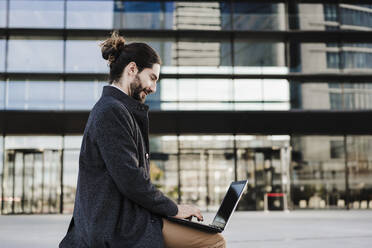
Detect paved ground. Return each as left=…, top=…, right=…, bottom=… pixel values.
left=0, top=211, right=371, bottom=248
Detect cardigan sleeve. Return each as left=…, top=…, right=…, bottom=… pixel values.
left=93, top=103, right=178, bottom=217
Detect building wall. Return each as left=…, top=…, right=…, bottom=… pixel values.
left=0, top=1, right=371, bottom=213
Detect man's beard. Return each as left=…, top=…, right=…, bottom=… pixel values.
left=129, top=74, right=147, bottom=103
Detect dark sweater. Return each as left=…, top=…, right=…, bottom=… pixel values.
left=59, top=85, right=178, bottom=248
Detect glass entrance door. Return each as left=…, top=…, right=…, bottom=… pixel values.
left=179, top=148, right=235, bottom=211
left=237, top=147, right=291, bottom=211
left=1, top=149, right=61, bottom=214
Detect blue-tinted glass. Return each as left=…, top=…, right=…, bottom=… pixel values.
left=67, top=0, right=114, bottom=29
left=114, top=1, right=174, bottom=29
left=234, top=41, right=285, bottom=66
left=143, top=40, right=174, bottom=66
left=324, top=4, right=338, bottom=22
left=9, top=0, right=64, bottom=28
left=8, top=39, right=63, bottom=72
left=233, top=2, right=284, bottom=30
left=341, top=6, right=372, bottom=28
left=7, top=80, right=62, bottom=110
left=28, top=81, right=63, bottom=109
left=0, top=0, right=6, bottom=27
left=126, top=37, right=176, bottom=66
left=220, top=2, right=232, bottom=30
left=7, top=81, right=26, bottom=109
left=0, top=39, right=5, bottom=71
left=0, top=80, right=4, bottom=109
left=65, top=81, right=99, bottom=110
left=66, top=40, right=108, bottom=73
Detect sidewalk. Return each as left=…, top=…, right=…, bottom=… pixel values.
left=0, top=210, right=371, bottom=248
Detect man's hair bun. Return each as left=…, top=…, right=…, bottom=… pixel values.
left=99, top=30, right=126, bottom=65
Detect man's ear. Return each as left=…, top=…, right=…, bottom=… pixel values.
left=127, top=62, right=138, bottom=75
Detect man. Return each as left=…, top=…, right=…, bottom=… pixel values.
left=59, top=31, right=226, bottom=248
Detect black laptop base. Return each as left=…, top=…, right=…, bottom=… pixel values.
left=165, top=216, right=223, bottom=233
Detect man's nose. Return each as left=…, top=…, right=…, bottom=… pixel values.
left=149, top=82, right=156, bottom=93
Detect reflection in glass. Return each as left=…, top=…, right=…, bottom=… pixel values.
left=177, top=40, right=231, bottom=67
left=341, top=6, right=372, bottom=28
left=234, top=41, right=285, bottom=67
left=0, top=0, right=6, bottom=27
left=0, top=135, right=2, bottom=212
left=2, top=149, right=62, bottom=214
left=66, top=0, right=114, bottom=29
left=114, top=1, right=174, bottom=30
left=9, top=0, right=64, bottom=28
left=180, top=149, right=234, bottom=211
left=123, top=38, right=231, bottom=68
left=158, top=78, right=289, bottom=111
left=64, top=81, right=103, bottom=110
left=293, top=83, right=372, bottom=110
left=2, top=136, right=62, bottom=214
left=63, top=150, right=79, bottom=213
left=2, top=150, right=15, bottom=214
left=0, top=80, right=4, bottom=109
left=291, top=136, right=346, bottom=209
left=233, top=2, right=285, bottom=30
left=66, top=40, right=108, bottom=73
left=0, top=39, right=5, bottom=71
left=236, top=135, right=290, bottom=211
left=7, top=80, right=63, bottom=110
left=299, top=41, right=372, bottom=72
left=346, top=136, right=372, bottom=209
left=8, top=38, right=63, bottom=72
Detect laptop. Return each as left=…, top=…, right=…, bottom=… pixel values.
left=165, top=180, right=248, bottom=233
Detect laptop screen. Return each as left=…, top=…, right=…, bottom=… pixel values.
left=211, top=180, right=247, bottom=229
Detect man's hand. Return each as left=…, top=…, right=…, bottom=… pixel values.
left=172, top=204, right=203, bottom=221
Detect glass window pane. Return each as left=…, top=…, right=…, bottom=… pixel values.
left=233, top=2, right=285, bottom=30
left=160, top=79, right=177, bottom=101
left=123, top=37, right=231, bottom=69
left=9, top=0, right=64, bottom=28
left=124, top=38, right=176, bottom=67
left=7, top=80, right=25, bottom=109
left=263, top=102, right=290, bottom=110
left=5, top=136, right=62, bottom=150
left=66, top=39, right=109, bottom=73
left=291, top=135, right=346, bottom=209
left=0, top=80, right=4, bottom=109
left=197, top=79, right=231, bottom=101
left=65, top=81, right=101, bottom=110
left=299, top=4, right=372, bottom=30
left=178, top=79, right=197, bottom=101
left=8, top=38, right=63, bottom=72
left=234, top=79, right=263, bottom=101
left=114, top=2, right=232, bottom=30
left=114, top=1, right=174, bottom=30
left=293, top=83, right=372, bottom=110
left=234, top=41, right=285, bottom=67
left=263, top=79, right=289, bottom=101
left=0, top=38, right=5, bottom=72
left=28, top=81, right=63, bottom=110
left=63, top=135, right=83, bottom=213
left=7, top=80, right=63, bottom=110
left=0, top=135, right=2, bottom=208
left=66, top=0, right=114, bottom=29
left=177, top=40, right=232, bottom=67
left=0, top=0, right=6, bottom=27
left=297, top=43, right=372, bottom=73
left=346, top=136, right=372, bottom=209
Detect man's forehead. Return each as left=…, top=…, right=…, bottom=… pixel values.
left=151, top=63, right=160, bottom=76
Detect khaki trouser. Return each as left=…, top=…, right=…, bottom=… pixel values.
left=162, top=218, right=226, bottom=248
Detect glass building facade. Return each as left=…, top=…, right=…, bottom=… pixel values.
left=0, top=0, right=372, bottom=214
